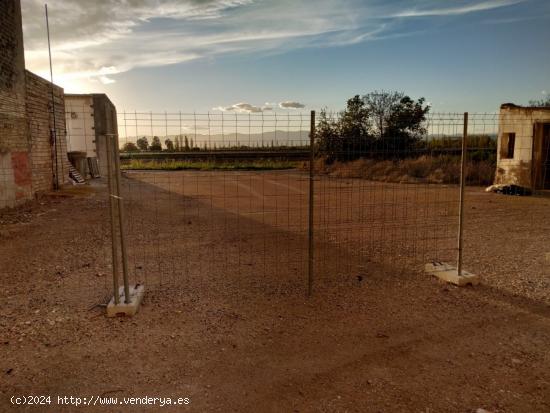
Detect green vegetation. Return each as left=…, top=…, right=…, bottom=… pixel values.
left=313, top=91, right=497, bottom=185
left=164, top=138, right=174, bottom=151
left=150, top=136, right=162, bottom=151
left=122, top=142, right=139, bottom=152
left=425, top=134, right=497, bottom=164
left=121, top=159, right=298, bottom=171
left=528, top=96, right=550, bottom=107
left=136, top=136, right=149, bottom=151
left=317, top=91, right=430, bottom=162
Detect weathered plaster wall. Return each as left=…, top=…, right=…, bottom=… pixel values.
left=495, top=105, right=550, bottom=188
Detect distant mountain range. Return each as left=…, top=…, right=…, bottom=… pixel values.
left=118, top=130, right=497, bottom=148
left=119, top=130, right=311, bottom=147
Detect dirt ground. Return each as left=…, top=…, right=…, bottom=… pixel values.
left=1, top=171, right=550, bottom=412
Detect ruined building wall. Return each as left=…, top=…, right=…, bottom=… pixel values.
left=0, top=0, right=31, bottom=207
left=25, top=71, right=70, bottom=192
left=496, top=105, right=550, bottom=188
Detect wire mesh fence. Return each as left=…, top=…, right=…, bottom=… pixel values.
left=57, top=108, right=550, bottom=304
left=311, top=112, right=466, bottom=284
left=3, top=103, right=550, bottom=322
left=114, top=112, right=312, bottom=295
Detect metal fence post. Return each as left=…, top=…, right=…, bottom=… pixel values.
left=457, top=112, right=468, bottom=277
left=112, top=135, right=131, bottom=304
left=308, top=110, right=316, bottom=296
left=105, top=135, right=120, bottom=304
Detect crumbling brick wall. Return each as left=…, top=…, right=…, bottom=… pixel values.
left=25, top=71, right=70, bottom=192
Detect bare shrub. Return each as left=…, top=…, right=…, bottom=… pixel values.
left=308, top=155, right=495, bottom=186
left=466, top=160, right=495, bottom=186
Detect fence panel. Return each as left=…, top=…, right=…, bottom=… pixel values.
left=311, top=112, right=466, bottom=287
left=96, top=109, right=550, bottom=302
left=116, top=112, right=312, bottom=294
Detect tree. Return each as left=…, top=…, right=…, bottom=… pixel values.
left=136, top=136, right=149, bottom=151
left=528, top=96, right=550, bottom=107
left=363, top=90, right=403, bottom=138
left=150, top=136, right=162, bottom=151
left=165, top=138, right=174, bottom=151
left=190, top=138, right=194, bottom=149
left=315, top=96, right=371, bottom=162
left=121, top=142, right=138, bottom=152
left=316, top=91, right=430, bottom=161
left=316, top=108, right=342, bottom=163
left=373, top=94, right=430, bottom=155
left=338, top=95, right=372, bottom=159
left=184, top=136, right=190, bottom=151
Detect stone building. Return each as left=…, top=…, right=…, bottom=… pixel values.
left=495, top=104, right=550, bottom=191
left=0, top=0, right=70, bottom=208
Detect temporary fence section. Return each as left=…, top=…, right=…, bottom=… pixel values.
left=72, top=106, right=550, bottom=308
left=115, top=112, right=311, bottom=295
left=98, top=109, right=523, bottom=301
left=311, top=112, right=467, bottom=285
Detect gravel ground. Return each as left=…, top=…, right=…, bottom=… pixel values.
left=1, top=172, right=549, bottom=412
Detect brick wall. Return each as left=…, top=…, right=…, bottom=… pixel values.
left=0, top=0, right=31, bottom=207
left=25, top=70, right=70, bottom=192
left=0, top=0, right=71, bottom=208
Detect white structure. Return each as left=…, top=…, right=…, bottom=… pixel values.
left=65, top=95, right=96, bottom=156
left=496, top=104, right=550, bottom=190
left=64, top=94, right=118, bottom=177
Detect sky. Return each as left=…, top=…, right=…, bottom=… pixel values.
left=20, top=0, right=550, bottom=114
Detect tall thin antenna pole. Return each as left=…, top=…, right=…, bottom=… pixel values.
left=45, top=4, right=59, bottom=190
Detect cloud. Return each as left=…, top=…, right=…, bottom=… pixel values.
left=213, top=102, right=264, bottom=113
left=213, top=102, right=303, bottom=112
left=20, top=0, right=528, bottom=91
left=99, top=76, right=115, bottom=84
left=393, top=0, right=526, bottom=18
left=279, top=101, right=306, bottom=109
left=21, top=0, right=253, bottom=87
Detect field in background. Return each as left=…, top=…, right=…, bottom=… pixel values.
left=121, top=159, right=298, bottom=171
